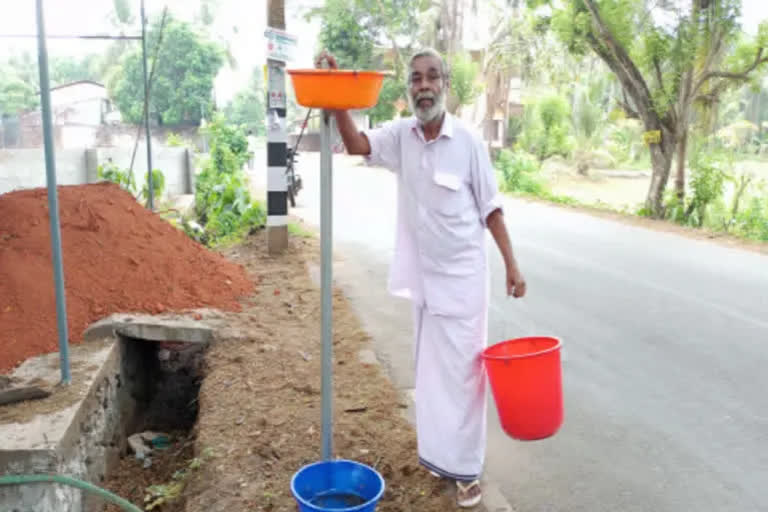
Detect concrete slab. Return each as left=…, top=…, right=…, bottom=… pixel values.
left=1, top=339, right=114, bottom=451
left=83, top=313, right=214, bottom=344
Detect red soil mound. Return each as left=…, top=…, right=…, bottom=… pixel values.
left=0, top=183, right=253, bottom=373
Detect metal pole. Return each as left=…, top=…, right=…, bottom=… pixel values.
left=35, top=0, right=70, bottom=384
left=141, top=0, right=154, bottom=211
left=320, top=112, right=334, bottom=460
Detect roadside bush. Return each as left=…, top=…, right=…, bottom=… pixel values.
left=604, top=118, right=645, bottom=165
left=495, top=149, right=547, bottom=195
left=166, top=131, right=185, bottom=147
left=142, top=169, right=166, bottom=202
left=681, top=152, right=728, bottom=227
left=191, top=116, right=264, bottom=246
left=518, top=95, right=571, bottom=161
left=98, top=160, right=165, bottom=202
left=97, top=161, right=135, bottom=192
left=665, top=142, right=768, bottom=240
left=730, top=181, right=768, bottom=241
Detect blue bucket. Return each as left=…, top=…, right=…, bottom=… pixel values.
left=291, top=459, right=385, bottom=512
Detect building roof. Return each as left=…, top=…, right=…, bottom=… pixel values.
left=49, top=80, right=105, bottom=92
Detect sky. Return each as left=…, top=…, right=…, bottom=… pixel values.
left=1, top=0, right=767, bottom=103
left=0, top=0, right=324, bottom=103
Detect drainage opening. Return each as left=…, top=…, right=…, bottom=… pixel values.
left=101, top=334, right=207, bottom=512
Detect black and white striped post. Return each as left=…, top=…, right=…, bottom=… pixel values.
left=265, top=3, right=290, bottom=254
left=266, top=71, right=288, bottom=253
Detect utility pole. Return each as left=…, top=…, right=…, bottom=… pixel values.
left=266, top=0, right=288, bottom=254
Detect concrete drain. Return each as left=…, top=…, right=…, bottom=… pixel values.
left=96, top=321, right=213, bottom=509
left=118, top=334, right=205, bottom=433
left=0, top=314, right=214, bottom=512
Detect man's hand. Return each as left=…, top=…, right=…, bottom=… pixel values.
left=507, top=264, right=527, bottom=298
left=315, top=50, right=338, bottom=70
left=313, top=50, right=372, bottom=155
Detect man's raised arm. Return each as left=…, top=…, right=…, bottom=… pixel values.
left=315, top=51, right=371, bottom=156
left=333, top=110, right=371, bottom=156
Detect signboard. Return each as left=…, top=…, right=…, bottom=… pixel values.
left=265, top=27, right=297, bottom=63
left=642, top=130, right=661, bottom=145
left=267, top=61, right=286, bottom=109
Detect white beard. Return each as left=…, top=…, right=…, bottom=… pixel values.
left=408, top=90, right=446, bottom=124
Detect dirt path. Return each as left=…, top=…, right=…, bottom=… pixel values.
left=179, top=234, right=463, bottom=512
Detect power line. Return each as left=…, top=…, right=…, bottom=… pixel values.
left=0, top=34, right=142, bottom=40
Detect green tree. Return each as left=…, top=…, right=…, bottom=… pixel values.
left=0, top=53, right=39, bottom=117
left=450, top=52, right=482, bottom=115
left=312, top=0, right=375, bottom=70
left=193, top=116, right=264, bottom=245
left=199, top=0, right=218, bottom=26
left=519, top=94, right=571, bottom=161
left=50, top=55, right=101, bottom=86
left=0, top=76, right=38, bottom=117
left=97, top=0, right=136, bottom=78
left=224, top=69, right=265, bottom=135
left=531, top=0, right=768, bottom=217
left=307, top=0, right=429, bottom=124
left=112, top=0, right=134, bottom=24
left=108, top=15, right=224, bottom=125
left=368, top=77, right=405, bottom=125
left=0, top=52, right=101, bottom=117
left=5, top=53, right=39, bottom=90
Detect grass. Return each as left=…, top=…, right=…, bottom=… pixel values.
left=288, top=222, right=314, bottom=238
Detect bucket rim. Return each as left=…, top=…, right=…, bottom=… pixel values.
left=481, top=336, right=562, bottom=361
left=287, top=69, right=388, bottom=78
left=290, top=458, right=386, bottom=511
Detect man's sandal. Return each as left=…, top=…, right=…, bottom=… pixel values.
left=456, top=479, right=482, bottom=508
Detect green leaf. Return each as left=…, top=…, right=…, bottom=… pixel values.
left=108, top=15, right=224, bottom=125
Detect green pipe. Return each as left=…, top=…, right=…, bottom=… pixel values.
left=0, top=474, right=142, bottom=512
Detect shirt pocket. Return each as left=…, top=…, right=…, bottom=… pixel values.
left=429, top=170, right=470, bottom=216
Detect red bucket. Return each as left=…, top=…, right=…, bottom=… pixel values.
left=481, top=337, right=563, bottom=441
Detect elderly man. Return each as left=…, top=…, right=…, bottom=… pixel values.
left=316, top=48, right=526, bottom=508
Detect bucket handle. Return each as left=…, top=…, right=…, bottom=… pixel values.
left=504, top=297, right=537, bottom=338
left=496, top=298, right=563, bottom=365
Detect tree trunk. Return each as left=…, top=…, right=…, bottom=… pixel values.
left=436, top=1, right=449, bottom=54
left=646, top=129, right=675, bottom=217
left=502, top=74, right=512, bottom=146
left=728, top=173, right=752, bottom=230
left=483, top=70, right=504, bottom=142
left=451, top=0, right=459, bottom=55
left=675, top=128, right=688, bottom=200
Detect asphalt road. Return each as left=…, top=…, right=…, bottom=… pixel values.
left=281, top=152, right=768, bottom=512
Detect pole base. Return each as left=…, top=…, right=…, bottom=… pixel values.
left=267, top=225, right=289, bottom=255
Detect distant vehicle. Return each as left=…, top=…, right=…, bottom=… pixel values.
left=285, top=145, right=302, bottom=208
left=285, top=110, right=311, bottom=207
